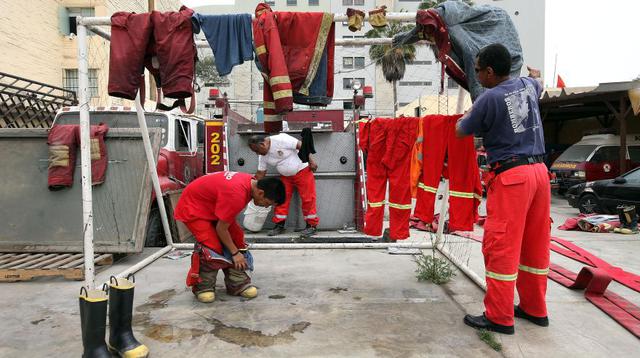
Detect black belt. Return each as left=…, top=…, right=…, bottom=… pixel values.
left=491, top=155, right=544, bottom=175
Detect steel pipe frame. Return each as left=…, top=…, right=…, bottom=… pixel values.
left=77, top=16, right=482, bottom=293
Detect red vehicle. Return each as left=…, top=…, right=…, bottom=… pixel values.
left=54, top=107, right=206, bottom=246
left=550, top=134, right=640, bottom=194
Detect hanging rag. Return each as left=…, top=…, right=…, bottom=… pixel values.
left=297, top=127, right=316, bottom=163
left=191, top=13, right=254, bottom=77
left=368, top=6, right=388, bottom=28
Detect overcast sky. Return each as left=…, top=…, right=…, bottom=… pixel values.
left=182, top=0, right=640, bottom=87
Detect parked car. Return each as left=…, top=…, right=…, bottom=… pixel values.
left=550, top=134, right=640, bottom=194
left=566, top=167, right=640, bottom=214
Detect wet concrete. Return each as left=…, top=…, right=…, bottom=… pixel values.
left=0, top=198, right=638, bottom=357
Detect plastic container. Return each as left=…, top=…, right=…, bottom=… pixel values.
left=243, top=200, right=272, bottom=232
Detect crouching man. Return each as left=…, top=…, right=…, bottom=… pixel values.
left=248, top=133, right=320, bottom=237
left=174, top=171, right=285, bottom=303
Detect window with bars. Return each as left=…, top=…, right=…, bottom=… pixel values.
left=412, top=60, right=433, bottom=65
left=60, top=7, right=95, bottom=36
left=343, top=78, right=365, bottom=90
left=309, top=0, right=319, bottom=5
left=399, top=81, right=432, bottom=86
left=287, top=0, right=297, bottom=5
left=266, top=1, right=275, bottom=6
left=342, top=0, right=364, bottom=6
left=448, top=78, right=459, bottom=89
left=63, top=69, right=98, bottom=98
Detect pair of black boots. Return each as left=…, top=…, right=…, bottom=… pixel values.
left=79, top=276, right=149, bottom=358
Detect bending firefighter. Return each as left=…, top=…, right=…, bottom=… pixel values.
left=456, top=44, right=551, bottom=335
left=174, top=171, right=285, bottom=303
left=249, top=133, right=320, bottom=237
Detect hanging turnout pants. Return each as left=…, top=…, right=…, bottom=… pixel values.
left=108, top=6, right=196, bottom=100
left=361, top=117, right=417, bottom=240
left=272, top=167, right=319, bottom=227
left=483, top=163, right=551, bottom=326
left=413, top=114, right=481, bottom=232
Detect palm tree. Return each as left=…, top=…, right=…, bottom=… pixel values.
left=366, top=22, right=416, bottom=114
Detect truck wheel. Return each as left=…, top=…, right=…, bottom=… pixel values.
left=578, top=194, right=602, bottom=214
left=144, top=206, right=165, bottom=247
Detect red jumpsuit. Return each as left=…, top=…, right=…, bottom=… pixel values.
left=273, top=167, right=319, bottom=227
left=413, top=114, right=481, bottom=232
left=360, top=117, right=417, bottom=240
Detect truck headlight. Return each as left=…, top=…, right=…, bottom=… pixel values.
left=573, top=171, right=586, bottom=178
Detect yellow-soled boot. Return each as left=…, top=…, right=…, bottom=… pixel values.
left=240, top=286, right=258, bottom=299
left=196, top=291, right=216, bottom=303
left=107, top=276, right=149, bottom=358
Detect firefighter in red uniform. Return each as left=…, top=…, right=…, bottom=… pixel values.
left=249, top=134, right=320, bottom=238
left=457, top=44, right=550, bottom=334
left=174, top=172, right=285, bottom=303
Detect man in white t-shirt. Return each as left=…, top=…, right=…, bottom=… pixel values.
left=249, top=133, right=319, bottom=237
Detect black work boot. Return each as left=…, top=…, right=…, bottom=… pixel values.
left=268, top=223, right=286, bottom=236
left=514, top=305, right=549, bottom=327
left=79, top=287, right=111, bottom=358
left=107, top=276, right=149, bottom=358
left=299, top=224, right=317, bottom=238
left=463, top=313, right=515, bottom=335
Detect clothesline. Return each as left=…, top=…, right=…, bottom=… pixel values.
left=78, top=12, right=420, bottom=27
left=86, top=24, right=433, bottom=48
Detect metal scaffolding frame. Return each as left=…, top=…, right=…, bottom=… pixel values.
left=76, top=12, right=471, bottom=291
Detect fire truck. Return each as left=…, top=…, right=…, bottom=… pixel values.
left=53, top=106, right=206, bottom=247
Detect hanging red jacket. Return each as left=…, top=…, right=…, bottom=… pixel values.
left=253, top=3, right=293, bottom=133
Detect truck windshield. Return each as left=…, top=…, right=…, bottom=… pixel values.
left=55, top=112, right=169, bottom=146
left=555, top=145, right=597, bottom=162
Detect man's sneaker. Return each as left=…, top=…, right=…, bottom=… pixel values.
left=299, top=225, right=317, bottom=238
left=514, top=305, right=549, bottom=327
left=463, top=313, right=515, bottom=335
left=268, top=223, right=285, bottom=236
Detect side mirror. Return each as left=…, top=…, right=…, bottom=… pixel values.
left=613, top=177, right=627, bottom=184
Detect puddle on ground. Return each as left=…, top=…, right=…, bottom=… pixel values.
left=135, top=289, right=177, bottom=313
left=204, top=316, right=311, bottom=348
left=329, top=287, right=348, bottom=293
left=142, top=323, right=209, bottom=343
left=353, top=296, right=362, bottom=301
left=132, top=288, right=310, bottom=346
left=269, top=294, right=286, bottom=299
left=30, top=318, right=46, bottom=325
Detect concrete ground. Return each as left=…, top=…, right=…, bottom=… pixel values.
left=0, top=195, right=638, bottom=357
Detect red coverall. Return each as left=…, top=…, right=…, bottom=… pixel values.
left=413, top=114, right=481, bottom=232
left=108, top=6, right=196, bottom=100
left=360, top=117, right=417, bottom=240
left=273, top=167, right=319, bottom=227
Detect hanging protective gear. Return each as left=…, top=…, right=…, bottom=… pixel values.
left=79, top=288, right=111, bottom=358
left=361, top=117, right=417, bottom=240
left=368, top=6, right=388, bottom=28
left=413, top=114, right=481, bottom=232
left=346, top=8, right=365, bottom=32
left=107, top=276, right=149, bottom=358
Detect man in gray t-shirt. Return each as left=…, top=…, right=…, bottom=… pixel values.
left=456, top=44, right=551, bottom=335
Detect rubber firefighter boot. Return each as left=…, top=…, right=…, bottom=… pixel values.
left=79, top=287, right=111, bottom=358
left=107, top=276, right=149, bottom=358
left=617, top=205, right=639, bottom=234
